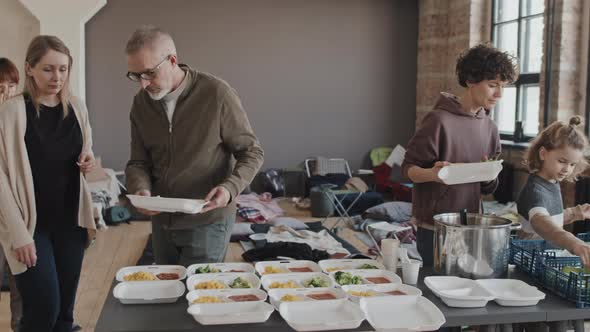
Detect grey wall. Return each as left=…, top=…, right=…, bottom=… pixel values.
left=86, top=0, right=418, bottom=171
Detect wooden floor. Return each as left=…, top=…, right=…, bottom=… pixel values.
left=0, top=199, right=368, bottom=332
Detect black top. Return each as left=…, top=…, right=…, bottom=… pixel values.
left=24, top=96, right=83, bottom=229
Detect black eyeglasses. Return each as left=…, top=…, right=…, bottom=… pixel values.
left=126, top=55, right=171, bottom=82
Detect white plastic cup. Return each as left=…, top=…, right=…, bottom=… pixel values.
left=402, top=259, right=421, bottom=284
left=381, top=239, right=400, bottom=253
left=381, top=239, right=399, bottom=272
left=382, top=254, right=398, bottom=272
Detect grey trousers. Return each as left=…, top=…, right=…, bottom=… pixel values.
left=151, top=216, right=235, bottom=266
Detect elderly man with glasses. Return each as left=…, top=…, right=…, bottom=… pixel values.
left=124, top=25, right=264, bottom=265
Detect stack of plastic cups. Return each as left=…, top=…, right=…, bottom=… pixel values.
left=380, top=238, right=400, bottom=272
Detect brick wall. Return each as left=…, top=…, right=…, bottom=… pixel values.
left=540, top=0, right=588, bottom=126
left=415, top=0, right=491, bottom=126
left=415, top=0, right=589, bottom=206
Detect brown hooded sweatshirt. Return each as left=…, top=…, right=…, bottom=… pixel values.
left=402, top=92, right=501, bottom=228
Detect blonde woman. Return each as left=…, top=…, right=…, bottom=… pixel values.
left=0, top=36, right=96, bottom=332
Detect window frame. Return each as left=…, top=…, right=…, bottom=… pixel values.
left=491, top=0, right=545, bottom=141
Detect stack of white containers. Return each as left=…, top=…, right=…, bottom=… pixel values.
left=259, top=259, right=445, bottom=331
left=184, top=262, right=274, bottom=325
left=113, top=265, right=188, bottom=304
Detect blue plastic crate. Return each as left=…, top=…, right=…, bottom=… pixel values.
left=538, top=256, right=590, bottom=308
left=509, top=233, right=590, bottom=278
left=509, top=239, right=558, bottom=277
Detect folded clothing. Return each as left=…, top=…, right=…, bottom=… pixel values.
left=251, top=222, right=360, bottom=255
left=242, top=242, right=329, bottom=262
left=362, top=201, right=412, bottom=223
left=265, top=225, right=350, bottom=255
left=237, top=206, right=266, bottom=224
left=236, top=193, right=284, bottom=220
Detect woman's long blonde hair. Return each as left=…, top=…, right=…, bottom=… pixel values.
left=24, top=35, right=72, bottom=116
left=524, top=116, right=589, bottom=182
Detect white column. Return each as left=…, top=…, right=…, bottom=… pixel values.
left=18, top=0, right=107, bottom=100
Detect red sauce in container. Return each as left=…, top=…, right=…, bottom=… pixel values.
left=156, top=273, right=180, bottom=280
left=289, top=267, right=313, bottom=272
left=306, top=293, right=337, bottom=300
left=228, top=294, right=260, bottom=302
left=385, top=290, right=406, bottom=296
left=365, top=277, right=390, bottom=284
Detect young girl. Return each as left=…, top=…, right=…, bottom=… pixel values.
left=518, top=116, right=590, bottom=266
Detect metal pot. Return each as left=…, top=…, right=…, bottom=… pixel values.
left=433, top=212, right=519, bottom=279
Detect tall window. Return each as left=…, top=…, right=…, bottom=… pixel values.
left=492, top=0, right=545, bottom=139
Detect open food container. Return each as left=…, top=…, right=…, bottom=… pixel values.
left=329, top=269, right=402, bottom=287
left=267, top=287, right=348, bottom=309
left=255, top=260, right=322, bottom=275
left=116, top=265, right=187, bottom=282
left=126, top=194, right=207, bottom=214
left=187, top=301, right=274, bottom=325
left=187, top=263, right=255, bottom=275
left=113, top=280, right=185, bottom=304
left=186, top=273, right=261, bottom=291
left=261, top=272, right=334, bottom=291
left=475, top=279, right=545, bottom=306
left=279, top=298, right=365, bottom=331
left=359, top=295, right=446, bottom=331
left=318, top=259, right=385, bottom=273
left=424, top=276, right=494, bottom=308
left=342, top=283, right=422, bottom=304
left=438, top=160, right=503, bottom=185
left=186, top=288, right=268, bottom=304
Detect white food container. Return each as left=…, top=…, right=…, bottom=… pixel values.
left=267, top=287, right=348, bottom=309
left=476, top=279, right=546, bottom=306
left=424, top=276, right=494, bottom=308
left=360, top=295, right=446, bottom=331
left=116, top=265, right=187, bottom=282
left=342, top=284, right=422, bottom=304
left=187, top=301, right=274, bottom=325
left=318, top=259, right=385, bottom=273
left=187, top=263, right=255, bottom=275
left=127, top=194, right=207, bottom=214
left=279, top=298, right=365, bottom=331
left=113, top=280, right=185, bottom=304
left=186, top=273, right=261, bottom=290
left=255, top=260, right=322, bottom=275
left=261, top=272, right=334, bottom=291
left=438, top=160, right=503, bottom=185
left=186, top=288, right=268, bottom=304
left=329, top=269, right=402, bottom=287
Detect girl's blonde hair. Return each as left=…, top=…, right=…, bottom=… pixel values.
left=525, top=116, right=589, bottom=182
left=24, top=35, right=72, bottom=116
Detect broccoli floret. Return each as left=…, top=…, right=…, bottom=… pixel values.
left=230, top=277, right=252, bottom=289
left=335, top=271, right=363, bottom=285
left=303, top=277, right=328, bottom=288
left=195, top=265, right=221, bottom=274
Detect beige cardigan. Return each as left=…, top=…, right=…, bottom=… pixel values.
left=0, top=95, right=97, bottom=274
